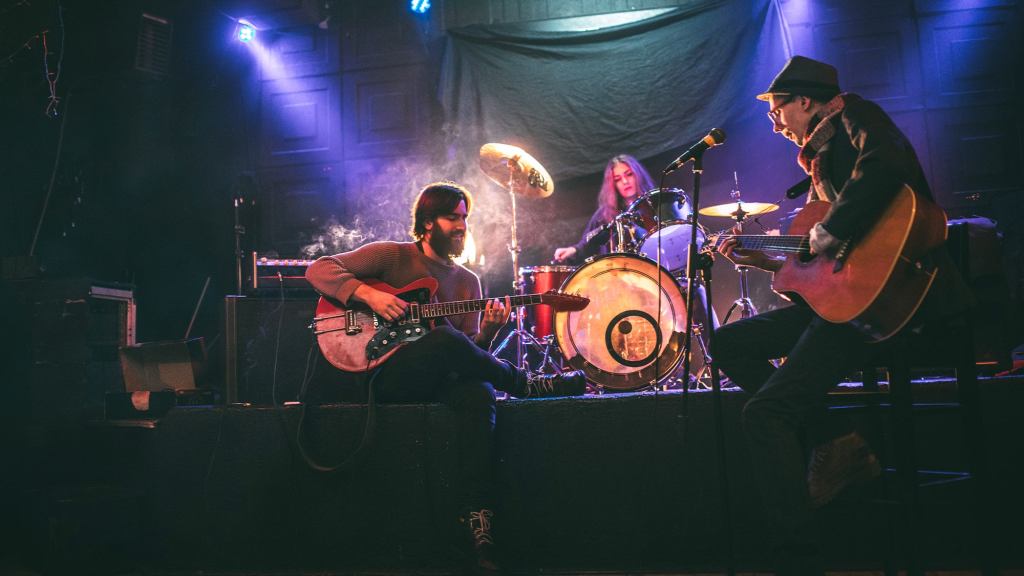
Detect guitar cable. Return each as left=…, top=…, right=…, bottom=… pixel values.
left=294, top=339, right=381, bottom=473
left=271, top=272, right=285, bottom=406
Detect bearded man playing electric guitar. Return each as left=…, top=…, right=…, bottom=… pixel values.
left=306, top=181, right=585, bottom=575
left=712, top=56, right=973, bottom=575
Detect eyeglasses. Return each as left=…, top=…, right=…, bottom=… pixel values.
left=767, top=96, right=796, bottom=122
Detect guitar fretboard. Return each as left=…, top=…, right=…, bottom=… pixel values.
left=708, top=234, right=810, bottom=254
left=421, top=294, right=546, bottom=319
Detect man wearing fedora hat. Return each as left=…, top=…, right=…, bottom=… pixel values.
left=713, top=56, right=973, bottom=573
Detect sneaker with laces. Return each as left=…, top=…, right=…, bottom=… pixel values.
left=459, top=508, right=499, bottom=575
left=807, top=431, right=882, bottom=508
left=523, top=369, right=586, bottom=398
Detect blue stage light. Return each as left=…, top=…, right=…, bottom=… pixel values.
left=237, top=20, right=256, bottom=43
left=410, top=0, right=430, bottom=14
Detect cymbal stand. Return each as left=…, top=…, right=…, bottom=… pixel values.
left=722, top=265, right=758, bottom=325
left=680, top=319, right=715, bottom=390
left=721, top=178, right=759, bottom=325
left=489, top=157, right=551, bottom=371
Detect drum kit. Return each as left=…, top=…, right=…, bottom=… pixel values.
left=479, top=144, right=779, bottom=393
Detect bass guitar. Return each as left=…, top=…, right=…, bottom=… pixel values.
left=312, top=277, right=589, bottom=372
left=704, top=185, right=947, bottom=341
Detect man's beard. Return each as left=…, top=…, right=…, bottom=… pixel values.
left=428, top=229, right=465, bottom=259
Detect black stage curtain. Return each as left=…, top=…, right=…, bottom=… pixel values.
left=441, top=0, right=788, bottom=179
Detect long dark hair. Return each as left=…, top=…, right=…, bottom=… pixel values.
left=596, top=154, right=655, bottom=223
left=410, top=181, right=473, bottom=240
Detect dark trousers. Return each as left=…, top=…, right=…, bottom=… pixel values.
left=712, top=303, right=868, bottom=565
left=371, top=325, right=518, bottom=512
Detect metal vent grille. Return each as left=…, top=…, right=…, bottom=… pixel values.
left=134, top=12, right=173, bottom=77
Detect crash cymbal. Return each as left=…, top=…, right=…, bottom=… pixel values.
left=479, top=143, right=554, bottom=198
left=699, top=201, right=779, bottom=218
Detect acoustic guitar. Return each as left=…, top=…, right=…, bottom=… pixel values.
left=704, top=185, right=947, bottom=341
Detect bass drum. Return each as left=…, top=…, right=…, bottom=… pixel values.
left=554, top=254, right=687, bottom=391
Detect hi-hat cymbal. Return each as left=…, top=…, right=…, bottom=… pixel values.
left=699, top=201, right=779, bottom=219
left=479, top=143, right=554, bottom=198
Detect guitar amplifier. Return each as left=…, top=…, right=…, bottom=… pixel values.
left=250, top=254, right=316, bottom=293
left=224, top=295, right=319, bottom=404
left=946, top=218, right=1012, bottom=370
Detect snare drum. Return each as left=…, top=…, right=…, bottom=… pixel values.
left=553, top=254, right=687, bottom=391
left=518, top=265, right=575, bottom=338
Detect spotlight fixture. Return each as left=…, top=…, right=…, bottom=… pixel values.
left=236, top=19, right=256, bottom=43
left=410, top=0, right=430, bottom=14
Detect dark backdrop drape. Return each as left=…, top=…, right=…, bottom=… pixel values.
left=441, top=0, right=788, bottom=179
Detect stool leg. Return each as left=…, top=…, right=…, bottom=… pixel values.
left=860, top=364, right=898, bottom=575
left=889, top=359, right=922, bottom=576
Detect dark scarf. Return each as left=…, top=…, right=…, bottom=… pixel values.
left=796, top=93, right=849, bottom=203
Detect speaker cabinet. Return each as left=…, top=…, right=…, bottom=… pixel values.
left=947, top=219, right=1013, bottom=369
left=224, top=295, right=319, bottom=405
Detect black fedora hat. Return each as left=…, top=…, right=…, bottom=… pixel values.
left=756, top=55, right=840, bottom=101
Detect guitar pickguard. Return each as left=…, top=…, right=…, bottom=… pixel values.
left=364, top=286, right=433, bottom=360
left=366, top=321, right=430, bottom=359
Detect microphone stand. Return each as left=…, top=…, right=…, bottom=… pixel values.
left=233, top=192, right=247, bottom=295
left=680, top=151, right=735, bottom=576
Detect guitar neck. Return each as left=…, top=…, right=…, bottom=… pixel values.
left=421, top=294, right=546, bottom=319
left=709, top=234, right=809, bottom=254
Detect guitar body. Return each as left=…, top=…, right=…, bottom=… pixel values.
left=772, top=185, right=947, bottom=341
left=313, top=278, right=438, bottom=373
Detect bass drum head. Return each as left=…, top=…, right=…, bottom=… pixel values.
left=554, top=254, right=687, bottom=391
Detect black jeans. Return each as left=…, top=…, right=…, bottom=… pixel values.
left=371, top=325, right=519, bottom=512
left=712, top=303, right=868, bottom=566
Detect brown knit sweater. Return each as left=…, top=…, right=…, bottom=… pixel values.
left=305, top=241, right=483, bottom=338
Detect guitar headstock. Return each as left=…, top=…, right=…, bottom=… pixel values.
left=539, top=290, right=590, bottom=311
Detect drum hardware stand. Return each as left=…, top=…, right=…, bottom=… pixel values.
left=487, top=157, right=563, bottom=372
left=491, top=159, right=528, bottom=368
left=722, top=265, right=758, bottom=324
left=491, top=329, right=563, bottom=372
left=613, top=212, right=639, bottom=253
left=479, top=144, right=559, bottom=375
left=721, top=176, right=760, bottom=324
left=678, top=150, right=737, bottom=576
left=665, top=319, right=715, bottom=390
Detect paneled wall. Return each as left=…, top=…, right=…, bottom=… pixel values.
left=235, top=0, right=441, bottom=254
left=780, top=0, right=1023, bottom=211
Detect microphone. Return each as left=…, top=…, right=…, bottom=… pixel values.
left=786, top=176, right=812, bottom=199
left=662, top=128, right=727, bottom=174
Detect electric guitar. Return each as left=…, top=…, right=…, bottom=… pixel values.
left=312, top=277, right=590, bottom=372
left=704, top=185, right=947, bottom=341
